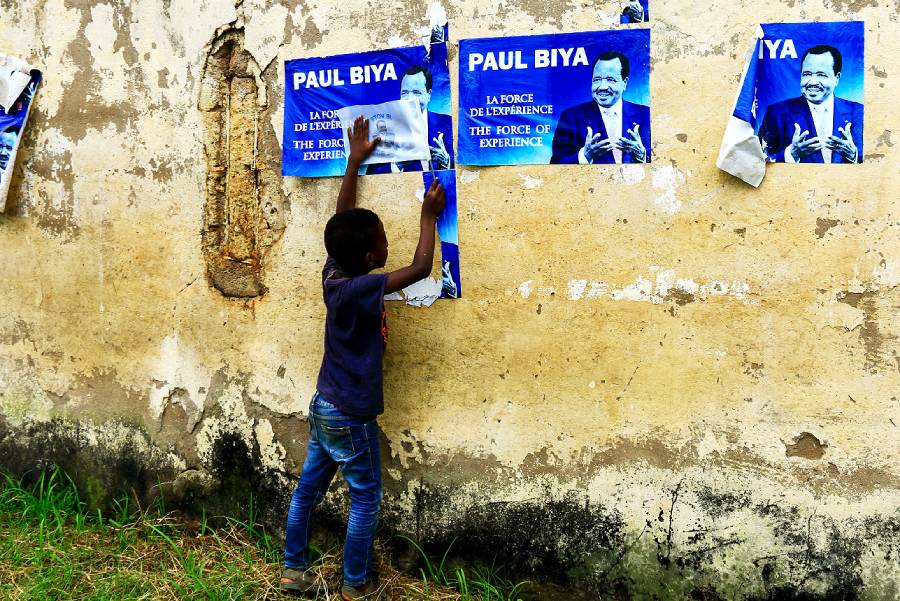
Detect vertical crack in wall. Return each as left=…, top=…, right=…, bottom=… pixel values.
left=198, top=28, right=285, bottom=298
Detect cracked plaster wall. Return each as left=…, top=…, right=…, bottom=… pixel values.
left=0, top=0, right=898, bottom=597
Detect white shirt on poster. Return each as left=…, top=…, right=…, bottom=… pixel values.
left=579, top=99, right=624, bottom=164
left=786, top=94, right=834, bottom=163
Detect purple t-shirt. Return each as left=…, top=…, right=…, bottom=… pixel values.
left=316, top=256, right=389, bottom=416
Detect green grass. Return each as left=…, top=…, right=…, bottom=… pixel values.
left=0, top=468, right=528, bottom=600
left=398, top=536, right=526, bottom=601
left=0, top=469, right=279, bottom=599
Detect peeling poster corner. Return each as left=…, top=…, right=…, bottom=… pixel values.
left=336, top=98, right=430, bottom=166
left=387, top=169, right=461, bottom=307
left=718, top=21, right=865, bottom=186
left=620, top=0, right=649, bottom=24
left=0, top=55, right=41, bottom=213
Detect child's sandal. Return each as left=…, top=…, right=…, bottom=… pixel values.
left=279, top=567, right=320, bottom=595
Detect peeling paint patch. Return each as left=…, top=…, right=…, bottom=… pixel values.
left=651, top=165, right=685, bottom=214
left=520, top=174, right=544, bottom=189
left=518, top=280, right=534, bottom=299
left=243, top=1, right=290, bottom=69
left=785, top=432, right=826, bottom=460
left=83, top=3, right=132, bottom=104
left=147, top=334, right=211, bottom=428
left=254, top=418, right=287, bottom=471
left=459, top=169, right=480, bottom=184
left=815, top=217, right=841, bottom=238
left=837, top=289, right=898, bottom=373
left=559, top=268, right=753, bottom=304
left=613, top=164, right=646, bottom=185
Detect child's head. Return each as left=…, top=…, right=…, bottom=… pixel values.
left=324, top=208, right=388, bottom=276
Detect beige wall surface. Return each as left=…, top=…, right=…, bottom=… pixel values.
left=1, top=0, right=898, bottom=598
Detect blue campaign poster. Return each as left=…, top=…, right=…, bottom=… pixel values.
left=283, top=42, right=454, bottom=177
left=423, top=170, right=461, bottom=299
left=458, top=29, right=651, bottom=166
left=745, top=22, right=864, bottom=164
left=620, top=0, right=649, bottom=24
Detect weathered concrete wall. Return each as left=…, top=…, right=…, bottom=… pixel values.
left=1, top=0, right=898, bottom=598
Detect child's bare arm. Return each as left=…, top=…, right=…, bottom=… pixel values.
left=385, top=180, right=445, bottom=294
left=336, top=116, right=380, bottom=214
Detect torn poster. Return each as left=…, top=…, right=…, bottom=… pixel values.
left=0, top=55, right=40, bottom=212
left=336, top=99, right=429, bottom=167
left=283, top=42, right=454, bottom=177
left=620, top=0, right=649, bottom=24
left=458, top=29, right=651, bottom=166
left=385, top=170, right=461, bottom=307
left=718, top=21, right=864, bottom=187
left=426, top=169, right=461, bottom=299
left=426, top=1, right=449, bottom=45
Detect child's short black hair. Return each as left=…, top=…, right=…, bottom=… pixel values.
left=324, top=208, right=381, bottom=275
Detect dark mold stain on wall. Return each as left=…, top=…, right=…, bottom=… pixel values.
left=1, top=412, right=899, bottom=600
left=0, top=413, right=293, bottom=529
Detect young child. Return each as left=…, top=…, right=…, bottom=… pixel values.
left=280, top=116, right=446, bottom=600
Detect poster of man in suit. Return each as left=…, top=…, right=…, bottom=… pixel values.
left=550, top=51, right=650, bottom=164
left=458, top=29, right=650, bottom=167
left=717, top=21, right=864, bottom=186
left=366, top=65, right=455, bottom=174
left=758, top=42, right=863, bottom=163
left=283, top=42, right=454, bottom=178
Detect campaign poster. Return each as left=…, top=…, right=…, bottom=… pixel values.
left=425, top=170, right=461, bottom=299
left=283, top=42, right=454, bottom=177
left=749, top=22, right=864, bottom=164
left=621, top=0, right=649, bottom=24
left=0, top=59, right=40, bottom=212
left=458, top=29, right=651, bottom=166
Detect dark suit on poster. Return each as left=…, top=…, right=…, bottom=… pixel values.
left=367, top=111, right=455, bottom=174
left=758, top=96, right=863, bottom=163
left=550, top=100, right=651, bottom=164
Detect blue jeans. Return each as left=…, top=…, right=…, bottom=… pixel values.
left=283, top=392, right=382, bottom=587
